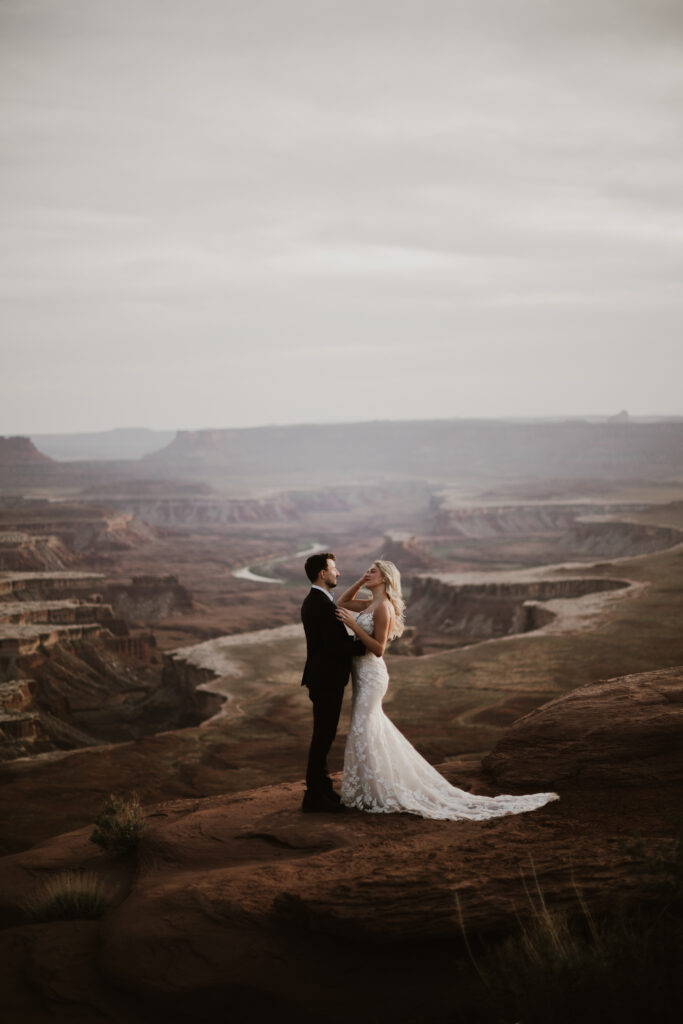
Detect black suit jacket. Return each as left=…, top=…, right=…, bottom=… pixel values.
left=300, top=588, right=366, bottom=690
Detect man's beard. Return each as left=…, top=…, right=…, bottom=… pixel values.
left=328, top=579, right=337, bottom=588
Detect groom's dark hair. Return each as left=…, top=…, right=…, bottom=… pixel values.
left=305, top=552, right=336, bottom=582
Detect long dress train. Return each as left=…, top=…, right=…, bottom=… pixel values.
left=341, top=611, right=558, bottom=820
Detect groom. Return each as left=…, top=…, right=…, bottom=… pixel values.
left=300, top=551, right=366, bottom=813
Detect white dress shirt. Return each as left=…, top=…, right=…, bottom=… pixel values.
left=311, top=584, right=335, bottom=602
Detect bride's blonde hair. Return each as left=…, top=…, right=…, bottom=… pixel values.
left=374, top=559, right=406, bottom=639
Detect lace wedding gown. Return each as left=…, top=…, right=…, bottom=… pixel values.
left=341, top=611, right=559, bottom=820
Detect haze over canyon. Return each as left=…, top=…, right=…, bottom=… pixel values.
left=0, top=414, right=682, bottom=1020
left=2, top=0, right=683, bottom=1017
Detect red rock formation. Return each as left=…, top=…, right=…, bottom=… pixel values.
left=0, top=559, right=209, bottom=762
left=427, top=500, right=682, bottom=558
left=0, top=679, right=32, bottom=711
left=0, top=504, right=155, bottom=555
left=0, top=436, right=52, bottom=464
left=483, top=665, right=683, bottom=788
left=0, top=764, right=678, bottom=1022
left=0, top=707, right=39, bottom=735
left=104, top=633, right=157, bottom=663
left=376, top=534, right=435, bottom=570
left=429, top=501, right=582, bottom=537
left=103, top=575, right=193, bottom=620
left=407, top=574, right=629, bottom=647
left=0, top=571, right=104, bottom=601
left=0, top=531, right=76, bottom=571
left=0, top=665, right=680, bottom=1022
left=146, top=421, right=683, bottom=486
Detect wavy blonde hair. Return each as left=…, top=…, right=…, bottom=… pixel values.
left=374, top=559, right=406, bottom=639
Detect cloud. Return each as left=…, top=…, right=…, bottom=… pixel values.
left=1, top=0, right=682, bottom=431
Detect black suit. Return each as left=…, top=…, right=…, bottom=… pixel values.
left=301, top=587, right=365, bottom=795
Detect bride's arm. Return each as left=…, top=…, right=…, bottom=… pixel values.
left=336, top=574, right=373, bottom=612
left=336, top=603, right=392, bottom=658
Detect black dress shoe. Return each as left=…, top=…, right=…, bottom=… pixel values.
left=324, top=788, right=342, bottom=804
left=301, top=791, right=346, bottom=814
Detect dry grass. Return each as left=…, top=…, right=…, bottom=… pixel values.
left=448, top=829, right=683, bottom=1024
left=23, top=870, right=115, bottom=922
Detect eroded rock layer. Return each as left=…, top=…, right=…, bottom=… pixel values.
left=407, top=573, right=630, bottom=647
left=483, top=665, right=683, bottom=787
left=0, top=758, right=678, bottom=1023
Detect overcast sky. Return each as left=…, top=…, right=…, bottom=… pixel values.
left=2, top=0, right=682, bottom=434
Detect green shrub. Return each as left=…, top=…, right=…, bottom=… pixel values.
left=90, top=792, right=145, bottom=858
left=24, top=870, right=114, bottom=922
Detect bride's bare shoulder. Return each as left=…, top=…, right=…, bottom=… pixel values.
left=375, top=600, right=393, bottom=622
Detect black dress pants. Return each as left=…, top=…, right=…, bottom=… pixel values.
left=305, top=685, right=345, bottom=794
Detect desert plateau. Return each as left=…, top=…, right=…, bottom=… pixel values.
left=1, top=419, right=682, bottom=1023
left=6, top=0, right=683, bottom=1016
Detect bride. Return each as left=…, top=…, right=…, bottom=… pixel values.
left=335, top=560, right=558, bottom=820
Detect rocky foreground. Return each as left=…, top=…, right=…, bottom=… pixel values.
left=0, top=666, right=681, bottom=1024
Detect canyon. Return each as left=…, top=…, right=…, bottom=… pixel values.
left=3, top=419, right=683, bottom=496
left=0, top=421, right=682, bottom=1021
left=0, top=483, right=681, bottom=842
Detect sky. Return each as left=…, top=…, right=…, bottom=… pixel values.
left=2, top=0, right=682, bottom=434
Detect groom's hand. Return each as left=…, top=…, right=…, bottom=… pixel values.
left=335, top=607, right=354, bottom=628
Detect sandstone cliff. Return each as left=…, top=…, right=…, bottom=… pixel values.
left=406, top=573, right=630, bottom=648
left=0, top=502, right=155, bottom=558
left=0, top=570, right=209, bottom=761
left=0, top=532, right=76, bottom=572
left=376, top=533, right=436, bottom=570
left=428, top=500, right=682, bottom=560
left=482, top=665, right=683, bottom=788
left=0, top=436, right=52, bottom=464
left=0, top=665, right=680, bottom=1023
left=147, top=420, right=683, bottom=486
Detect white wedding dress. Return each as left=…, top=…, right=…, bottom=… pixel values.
left=341, top=610, right=559, bottom=820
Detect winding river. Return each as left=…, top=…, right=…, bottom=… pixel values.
left=232, top=541, right=325, bottom=585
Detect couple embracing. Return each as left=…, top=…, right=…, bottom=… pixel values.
left=300, top=552, right=558, bottom=820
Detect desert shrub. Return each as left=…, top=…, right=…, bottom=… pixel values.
left=478, top=894, right=683, bottom=1024
left=90, top=792, right=145, bottom=858
left=24, top=870, right=114, bottom=922
left=443, top=831, right=683, bottom=1024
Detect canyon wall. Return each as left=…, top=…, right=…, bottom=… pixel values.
left=0, top=437, right=52, bottom=464
left=425, top=500, right=682, bottom=562
left=0, top=510, right=154, bottom=554
left=407, top=574, right=629, bottom=647
left=76, top=481, right=429, bottom=527
left=0, top=532, right=76, bottom=571
left=428, top=502, right=585, bottom=536
left=146, top=420, right=683, bottom=484
left=5, top=419, right=683, bottom=495
left=103, top=575, right=193, bottom=621
left=0, top=570, right=207, bottom=761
